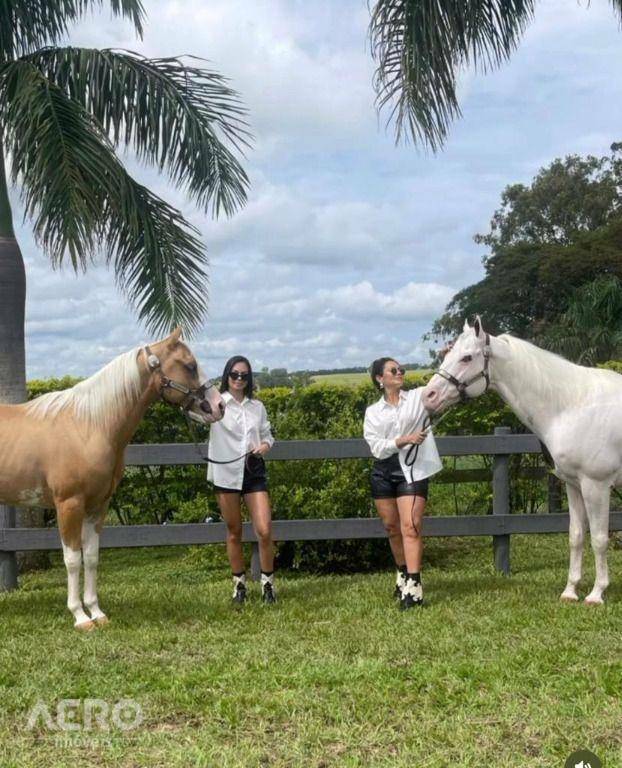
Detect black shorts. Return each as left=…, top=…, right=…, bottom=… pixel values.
left=370, top=454, right=429, bottom=500
left=213, top=455, right=268, bottom=495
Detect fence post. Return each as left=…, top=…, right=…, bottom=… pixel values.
left=0, top=505, right=18, bottom=591
left=548, top=473, right=562, bottom=514
left=492, top=427, right=511, bottom=575
left=250, top=542, right=261, bottom=581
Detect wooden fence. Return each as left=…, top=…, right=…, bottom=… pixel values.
left=1, top=426, right=621, bottom=589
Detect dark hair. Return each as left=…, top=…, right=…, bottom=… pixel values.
left=370, top=357, right=396, bottom=390
left=220, top=355, right=254, bottom=398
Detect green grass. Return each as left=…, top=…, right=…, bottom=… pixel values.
left=1, top=536, right=621, bottom=767
left=310, top=371, right=432, bottom=386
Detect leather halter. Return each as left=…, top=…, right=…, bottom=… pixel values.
left=436, top=333, right=491, bottom=402
left=144, top=345, right=216, bottom=413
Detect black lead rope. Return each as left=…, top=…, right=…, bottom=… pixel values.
left=403, top=414, right=433, bottom=483
left=182, top=412, right=253, bottom=470
left=402, top=410, right=450, bottom=539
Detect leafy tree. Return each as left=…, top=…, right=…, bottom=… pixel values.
left=475, top=154, right=622, bottom=251
left=540, top=275, right=622, bottom=365
left=429, top=148, right=622, bottom=342
left=368, top=1, right=622, bottom=149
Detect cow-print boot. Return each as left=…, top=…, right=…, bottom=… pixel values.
left=400, top=573, right=423, bottom=610
left=232, top=572, right=247, bottom=605
left=394, top=565, right=407, bottom=599
left=261, top=571, right=277, bottom=604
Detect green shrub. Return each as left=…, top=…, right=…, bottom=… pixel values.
left=598, top=360, right=622, bottom=374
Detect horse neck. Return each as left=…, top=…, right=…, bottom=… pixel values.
left=107, top=382, right=159, bottom=449
left=488, top=335, right=583, bottom=436
left=93, top=363, right=159, bottom=450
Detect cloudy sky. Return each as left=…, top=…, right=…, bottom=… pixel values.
left=13, top=0, right=622, bottom=379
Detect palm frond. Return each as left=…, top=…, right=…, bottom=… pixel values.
left=27, top=47, right=250, bottom=217
left=1, top=59, right=105, bottom=267
left=369, top=0, right=535, bottom=150
left=0, top=1, right=144, bottom=61
left=104, top=181, right=209, bottom=336
left=0, top=59, right=207, bottom=334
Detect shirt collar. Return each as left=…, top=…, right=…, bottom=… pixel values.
left=379, top=389, right=407, bottom=409
left=222, top=391, right=249, bottom=406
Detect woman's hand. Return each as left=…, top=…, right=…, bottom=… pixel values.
left=252, top=442, right=271, bottom=456
left=395, top=430, right=428, bottom=448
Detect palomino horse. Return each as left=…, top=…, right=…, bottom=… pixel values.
left=422, top=317, right=622, bottom=605
left=0, top=328, right=224, bottom=629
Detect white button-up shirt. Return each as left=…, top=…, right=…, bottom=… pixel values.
left=363, top=388, right=443, bottom=482
left=207, top=391, right=275, bottom=490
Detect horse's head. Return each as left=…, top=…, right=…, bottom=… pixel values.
left=422, top=315, right=491, bottom=414
left=146, top=328, right=225, bottom=424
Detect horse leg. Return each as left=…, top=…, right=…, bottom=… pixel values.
left=57, top=497, right=94, bottom=631
left=581, top=478, right=611, bottom=605
left=560, top=482, right=587, bottom=602
left=82, top=512, right=108, bottom=626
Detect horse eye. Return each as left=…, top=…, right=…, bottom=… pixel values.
left=461, top=355, right=472, bottom=363
left=185, top=362, right=198, bottom=374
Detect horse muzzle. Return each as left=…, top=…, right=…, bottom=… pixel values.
left=421, top=378, right=455, bottom=413
left=189, top=397, right=225, bottom=424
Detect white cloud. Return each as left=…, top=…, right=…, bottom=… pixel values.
left=314, top=281, right=455, bottom=320
left=5, top=0, right=622, bottom=381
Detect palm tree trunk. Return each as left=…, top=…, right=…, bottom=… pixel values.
left=0, top=143, right=48, bottom=585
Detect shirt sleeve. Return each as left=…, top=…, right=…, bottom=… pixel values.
left=258, top=402, right=275, bottom=448
left=404, top=388, right=428, bottom=432
left=364, top=407, right=399, bottom=459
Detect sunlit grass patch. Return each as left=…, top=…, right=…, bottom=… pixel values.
left=0, top=535, right=620, bottom=767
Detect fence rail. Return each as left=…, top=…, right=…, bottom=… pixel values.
left=2, top=428, right=621, bottom=589
left=123, top=432, right=544, bottom=465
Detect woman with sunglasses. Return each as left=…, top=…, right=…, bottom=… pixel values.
left=364, top=358, right=442, bottom=610
left=207, top=356, right=276, bottom=605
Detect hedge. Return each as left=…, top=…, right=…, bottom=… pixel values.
left=30, top=361, right=615, bottom=571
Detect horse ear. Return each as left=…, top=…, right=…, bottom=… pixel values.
left=166, top=326, right=183, bottom=348
left=473, top=314, right=483, bottom=338
left=463, top=318, right=470, bottom=333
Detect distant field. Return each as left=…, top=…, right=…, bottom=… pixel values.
left=311, top=371, right=432, bottom=386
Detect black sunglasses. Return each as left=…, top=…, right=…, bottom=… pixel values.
left=229, top=371, right=249, bottom=381
left=386, top=366, right=406, bottom=376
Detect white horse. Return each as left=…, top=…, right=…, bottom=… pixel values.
left=421, top=317, right=622, bottom=604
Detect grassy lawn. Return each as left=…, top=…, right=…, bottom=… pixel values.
left=1, top=535, right=621, bottom=767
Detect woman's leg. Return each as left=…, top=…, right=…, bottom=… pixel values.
left=396, top=495, right=426, bottom=573
left=396, top=494, right=427, bottom=608
left=216, top=491, right=245, bottom=573
left=244, top=491, right=274, bottom=572
left=373, top=498, right=405, bottom=567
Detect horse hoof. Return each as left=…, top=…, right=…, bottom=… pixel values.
left=75, top=620, right=96, bottom=632
left=584, top=598, right=604, bottom=606
left=93, top=615, right=110, bottom=626
left=560, top=593, right=579, bottom=603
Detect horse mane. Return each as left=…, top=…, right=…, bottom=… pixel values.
left=496, top=334, right=621, bottom=408
left=25, top=348, right=143, bottom=430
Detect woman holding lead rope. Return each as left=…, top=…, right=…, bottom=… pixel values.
left=364, top=358, right=442, bottom=610
left=208, top=356, right=277, bottom=605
